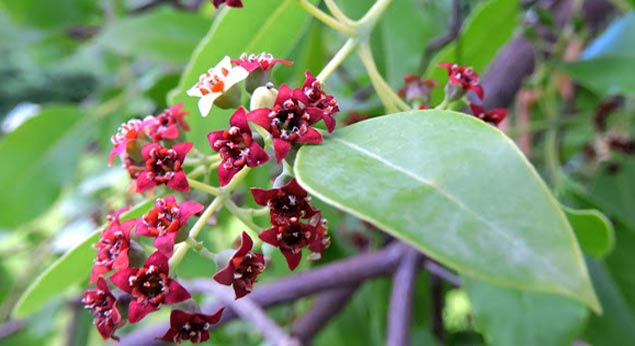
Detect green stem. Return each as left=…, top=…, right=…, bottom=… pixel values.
left=297, top=0, right=354, bottom=35
left=357, top=0, right=394, bottom=33
left=188, top=178, right=221, bottom=196
left=357, top=43, right=409, bottom=113
left=324, top=0, right=354, bottom=26
left=316, top=37, right=358, bottom=83
left=169, top=195, right=225, bottom=268
left=435, top=98, right=450, bottom=110
left=224, top=199, right=264, bottom=237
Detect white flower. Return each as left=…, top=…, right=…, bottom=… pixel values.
left=186, top=56, right=249, bottom=117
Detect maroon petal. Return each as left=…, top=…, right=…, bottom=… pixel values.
left=141, top=143, right=161, bottom=161
left=179, top=201, right=204, bottom=222
left=112, top=251, right=130, bottom=269
left=145, top=251, right=170, bottom=274
left=281, top=249, right=302, bottom=271
left=162, top=125, right=179, bottom=139
left=283, top=178, right=308, bottom=197
left=259, top=227, right=279, bottom=246
left=135, top=218, right=150, bottom=237
left=207, top=130, right=224, bottom=148
left=235, top=231, right=253, bottom=257
left=250, top=188, right=278, bottom=206
left=164, top=279, right=191, bottom=304
left=229, top=107, right=250, bottom=133
left=470, top=84, right=485, bottom=100
left=276, top=84, right=292, bottom=102
left=246, top=142, right=270, bottom=167
left=469, top=103, right=484, bottom=116
left=246, top=108, right=272, bottom=130
left=297, top=127, right=323, bottom=144
left=233, top=282, right=250, bottom=299
left=208, top=307, right=225, bottom=323
left=128, top=299, right=158, bottom=323
left=110, top=268, right=138, bottom=293
left=154, top=232, right=178, bottom=257
left=217, top=163, right=240, bottom=187
left=212, top=265, right=235, bottom=285
left=136, top=173, right=156, bottom=193
left=90, top=265, right=109, bottom=284
left=167, top=171, right=190, bottom=192
left=322, top=113, right=336, bottom=133
left=272, top=138, right=292, bottom=163
left=172, top=142, right=193, bottom=162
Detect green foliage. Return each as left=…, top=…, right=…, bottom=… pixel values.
left=295, top=110, right=599, bottom=311
left=465, top=276, right=589, bottom=346
left=564, top=206, right=615, bottom=258
left=0, top=106, right=95, bottom=229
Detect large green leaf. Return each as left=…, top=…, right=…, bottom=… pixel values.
left=561, top=55, right=635, bottom=95
left=465, top=276, right=589, bottom=346
left=96, top=7, right=210, bottom=64
left=294, top=110, right=599, bottom=311
left=167, top=0, right=317, bottom=150
left=0, top=105, right=95, bottom=229
left=426, top=0, right=519, bottom=103
left=563, top=206, right=615, bottom=259
left=12, top=200, right=154, bottom=318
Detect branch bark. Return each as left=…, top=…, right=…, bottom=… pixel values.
left=386, top=246, right=420, bottom=346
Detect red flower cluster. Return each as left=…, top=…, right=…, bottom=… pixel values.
left=90, top=208, right=136, bottom=283
left=208, top=107, right=269, bottom=186
left=252, top=179, right=330, bottom=270
left=82, top=277, right=122, bottom=340
left=213, top=231, right=266, bottom=298
left=248, top=73, right=338, bottom=163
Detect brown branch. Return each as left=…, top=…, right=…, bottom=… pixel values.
left=419, top=0, right=462, bottom=74
left=386, top=246, right=420, bottom=346
left=291, top=285, right=359, bottom=343
left=423, top=260, right=461, bottom=288
left=0, top=320, right=26, bottom=340
left=430, top=274, right=445, bottom=345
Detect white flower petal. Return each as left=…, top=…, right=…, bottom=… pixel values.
left=187, top=85, right=203, bottom=97
left=198, top=93, right=220, bottom=117
left=225, top=66, right=249, bottom=90
left=217, top=56, right=232, bottom=70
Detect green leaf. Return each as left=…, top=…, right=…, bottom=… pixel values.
left=168, top=0, right=317, bottom=150
left=12, top=200, right=154, bottom=318
left=0, top=105, right=96, bottom=229
left=465, top=276, right=589, bottom=346
left=584, top=258, right=635, bottom=345
left=0, top=0, right=101, bottom=29
left=563, top=206, right=615, bottom=259
left=427, top=0, right=519, bottom=103
left=96, top=7, right=210, bottom=64
left=294, top=110, right=599, bottom=311
left=561, top=55, right=635, bottom=95
left=580, top=12, right=635, bottom=59
left=606, top=227, right=635, bottom=311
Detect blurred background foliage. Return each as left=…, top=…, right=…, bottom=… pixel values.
left=1, top=0, right=635, bottom=345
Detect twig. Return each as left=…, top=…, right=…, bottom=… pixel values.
left=206, top=283, right=301, bottom=346
left=0, top=320, right=26, bottom=340
left=291, top=285, right=359, bottom=343
left=423, top=260, right=461, bottom=287
left=386, top=246, right=420, bottom=346
left=419, top=0, right=462, bottom=74
left=430, top=274, right=445, bottom=345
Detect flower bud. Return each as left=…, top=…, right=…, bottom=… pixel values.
left=250, top=83, right=278, bottom=110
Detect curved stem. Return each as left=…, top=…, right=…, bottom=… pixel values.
left=358, top=43, right=409, bottom=113
left=297, top=0, right=354, bottom=36
left=324, top=0, right=354, bottom=26
left=224, top=198, right=264, bottom=237
left=187, top=178, right=221, bottom=196
left=316, top=37, right=358, bottom=83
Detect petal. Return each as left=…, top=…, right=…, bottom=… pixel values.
left=135, top=172, right=156, bottom=193
left=233, top=282, right=250, bottom=299
left=119, top=219, right=136, bottom=235
left=282, top=178, right=308, bottom=197
left=167, top=171, right=190, bottom=192
left=207, top=130, right=225, bottom=151
left=173, top=142, right=193, bottom=162
left=161, top=125, right=179, bottom=139
left=246, top=142, right=270, bottom=167
left=90, top=265, right=109, bottom=284
left=171, top=309, right=191, bottom=326
left=145, top=252, right=170, bottom=274
left=258, top=227, right=279, bottom=246
left=112, top=251, right=130, bottom=269
left=135, top=218, right=150, bottom=237
left=154, top=233, right=178, bottom=257
left=165, top=279, right=191, bottom=304
left=198, top=94, right=220, bottom=117
left=235, top=231, right=253, bottom=257
left=187, top=84, right=203, bottom=97
left=225, top=66, right=249, bottom=89
left=95, top=277, right=110, bottom=291
left=232, top=59, right=260, bottom=72
left=246, top=108, right=272, bottom=130
left=141, top=143, right=160, bottom=161
left=229, top=107, right=249, bottom=132
left=276, top=84, right=292, bottom=102
left=469, top=103, right=483, bottom=116
left=322, top=113, right=336, bottom=133
left=212, top=265, right=235, bottom=285
left=110, top=268, right=138, bottom=293
left=296, top=127, right=323, bottom=144
left=128, top=299, right=158, bottom=323
left=470, top=84, right=485, bottom=100
left=179, top=201, right=204, bottom=222
left=250, top=187, right=278, bottom=206
left=207, top=307, right=225, bottom=324
left=217, top=56, right=232, bottom=70
left=272, top=138, right=292, bottom=163
left=217, top=163, right=240, bottom=187
left=281, top=248, right=302, bottom=271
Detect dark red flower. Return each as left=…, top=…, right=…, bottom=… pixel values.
left=144, top=104, right=190, bottom=142
left=160, top=308, right=224, bottom=344
left=397, top=74, right=437, bottom=106
left=260, top=220, right=324, bottom=271
left=208, top=107, right=270, bottom=186
left=251, top=178, right=318, bottom=225
left=232, top=52, right=292, bottom=73
left=211, top=0, right=242, bottom=8
left=110, top=252, right=191, bottom=323
left=247, top=85, right=323, bottom=163
left=136, top=196, right=204, bottom=257
left=469, top=103, right=507, bottom=126
left=136, top=142, right=192, bottom=193
left=213, top=232, right=265, bottom=298
left=109, top=119, right=146, bottom=166
left=293, top=71, right=339, bottom=133
left=90, top=208, right=136, bottom=283
left=438, top=63, right=484, bottom=100
left=82, top=277, right=122, bottom=341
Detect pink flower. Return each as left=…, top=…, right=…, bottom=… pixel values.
left=397, top=74, right=437, bottom=106
left=143, top=104, right=190, bottom=142
left=250, top=178, right=318, bottom=225
left=208, top=107, right=269, bottom=186
left=438, top=63, right=484, bottom=100
left=136, top=142, right=192, bottom=193
left=187, top=56, right=248, bottom=117
left=469, top=103, right=507, bottom=126
left=211, top=0, right=243, bottom=8
left=136, top=196, right=204, bottom=257
left=82, top=277, right=122, bottom=341
left=90, top=207, right=136, bottom=283
left=247, top=85, right=323, bottom=163
left=110, top=252, right=191, bottom=323
left=109, top=119, right=145, bottom=166
left=213, top=232, right=266, bottom=298
left=232, top=52, right=292, bottom=73
left=160, top=308, right=224, bottom=344
left=293, top=71, right=339, bottom=133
